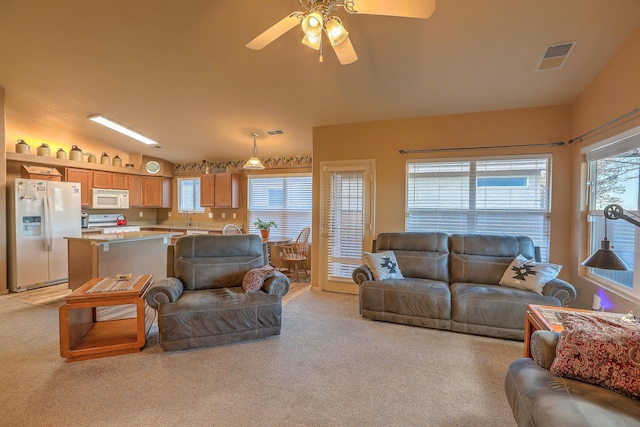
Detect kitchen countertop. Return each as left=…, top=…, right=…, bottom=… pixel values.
left=66, top=231, right=180, bottom=243
left=140, top=223, right=244, bottom=232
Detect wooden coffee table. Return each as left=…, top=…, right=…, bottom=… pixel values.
left=59, top=275, right=154, bottom=362
left=524, top=304, right=624, bottom=358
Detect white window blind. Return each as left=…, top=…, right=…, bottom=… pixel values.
left=585, top=130, right=640, bottom=299
left=177, top=178, right=204, bottom=212
left=325, top=170, right=365, bottom=280
left=406, top=156, right=551, bottom=260
left=247, top=174, right=312, bottom=240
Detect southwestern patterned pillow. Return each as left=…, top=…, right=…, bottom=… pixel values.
left=363, top=251, right=404, bottom=281
left=499, top=255, right=561, bottom=294
left=550, top=313, right=640, bottom=400
left=242, top=265, right=276, bottom=293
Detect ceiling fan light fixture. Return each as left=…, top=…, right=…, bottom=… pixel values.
left=243, top=133, right=266, bottom=170
left=325, top=17, right=348, bottom=46
left=302, top=12, right=323, bottom=37
left=302, top=33, right=321, bottom=50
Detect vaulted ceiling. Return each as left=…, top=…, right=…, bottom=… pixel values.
left=1, top=0, right=640, bottom=163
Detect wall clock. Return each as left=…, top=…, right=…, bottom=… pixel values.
left=145, top=160, right=160, bottom=174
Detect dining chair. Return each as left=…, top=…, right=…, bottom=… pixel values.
left=279, top=227, right=310, bottom=282
left=223, top=224, right=243, bottom=235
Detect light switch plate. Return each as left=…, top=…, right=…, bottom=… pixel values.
left=222, top=213, right=226, bottom=219
left=168, top=212, right=171, bottom=217
left=139, top=212, right=143, bottom=218
left=208, top=212, right=213, bottom=218
left=233, top=213, right=236, bottom=219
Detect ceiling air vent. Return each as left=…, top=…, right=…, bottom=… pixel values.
left=265, top=128, right=286, bottom=136
left=536, top=41, right=577, bottom=71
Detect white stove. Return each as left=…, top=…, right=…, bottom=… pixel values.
left=86, top=213, right=140, bottom=233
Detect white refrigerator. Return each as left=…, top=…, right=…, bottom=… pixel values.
left=8, top=179, right=82, bottom=292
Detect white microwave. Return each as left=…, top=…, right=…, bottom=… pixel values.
left=92, top=188, right=130, bottom=209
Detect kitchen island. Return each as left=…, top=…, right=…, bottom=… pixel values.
left=65, top=231, right=179, bottom=291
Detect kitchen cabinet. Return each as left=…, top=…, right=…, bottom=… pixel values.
left=93, top=172, right=128, bottom=190
left=143, top=176, right=172, bottom=208
left=92, top=171, right=112, bottom=188
left=111, top=173, right=128, bottom=190
left=65, top=168, right=93, bottom=207
left=128, top=175, right=143, bottom=207
left=200, top=173, right=240, bottom=208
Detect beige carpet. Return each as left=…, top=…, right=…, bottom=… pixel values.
left=0, top=290, right=519, bottom=426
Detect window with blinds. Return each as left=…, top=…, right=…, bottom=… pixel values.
left=584, top=125, right=640, bottom=300
left=406, top=156, right=551, bottom=260
left=177, top=178, right=204, bottom=212
left=247, top=174, right=312, bottom=240
left=325, top=170, right=365, bottom=280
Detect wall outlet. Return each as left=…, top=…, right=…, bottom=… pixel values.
left=222, top=213, right=226, bottom=219
left=139, top=212, right=143, bottom=218
left=168, top=212, right=171, bottom=217
left=208, top=212, right=213, bottom=219
left=232, top=213, right=236, bottom=219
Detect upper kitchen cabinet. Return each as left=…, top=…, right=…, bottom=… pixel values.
left=65, top=168, right=93, bottom=207
left=143, top=176, right=172, bottom=208
left=111, top=173, right=128, bottom=190
left=92, top=171, right=112, bottom=188
left=92, top=171, right=128, bottom=189
left=128, top=175, right=143, bottom=207
left=200, top=173, right=240, bottom=208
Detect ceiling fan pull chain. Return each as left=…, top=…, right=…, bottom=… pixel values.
left=319, top=32, right=323, bottom=63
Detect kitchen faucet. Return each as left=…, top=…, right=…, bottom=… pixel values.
left=181, top=211, right=192, bottom=227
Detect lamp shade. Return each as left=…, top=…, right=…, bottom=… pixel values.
left=325, top=18, right=348, bottom=46
left=243, top=133, right=265, bottom=170
left=302, top=12, right=323, bottom=37
left=243, top=156, right=265, bottom=170
left=581, top=238, right=630, bottom=271
left=302, top=33, right=321, bottom=50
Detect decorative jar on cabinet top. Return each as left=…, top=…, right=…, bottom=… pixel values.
left=112, top=155, right=122, bottom=167
left=69, top=145, right=83, bottom=161
left=37, top=143, right=50, bottom=157
left=101, top=152, right=110, bottom=165
left=15, top=139, right=30, bottom=154
left=56, top=148, right=67, bottom=159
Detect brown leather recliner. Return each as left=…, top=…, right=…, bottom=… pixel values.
left=146, top=234, right=290, bottom=351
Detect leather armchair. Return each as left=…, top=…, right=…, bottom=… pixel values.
left=146, top=234, right=290, bottom=351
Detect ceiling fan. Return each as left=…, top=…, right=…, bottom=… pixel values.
left=246, top=0, right=436, bottom=65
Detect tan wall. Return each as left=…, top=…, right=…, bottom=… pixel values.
left=312, top=105, right=573, bottom=291
left=570, top=25, right=640, bottom=312
left=0, top=87, right=7, bottom=294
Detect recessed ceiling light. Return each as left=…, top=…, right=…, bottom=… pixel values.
left=88, top=114, right=160, bottom=145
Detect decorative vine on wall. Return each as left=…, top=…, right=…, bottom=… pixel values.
left=174, top=154, right=312, bottom=175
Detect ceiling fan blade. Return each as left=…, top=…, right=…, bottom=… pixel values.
left=246, top=12, right=303, bottom=50
left=332, top=37, right=358, bottom=65
left=349, top=0, right=436, bottom=19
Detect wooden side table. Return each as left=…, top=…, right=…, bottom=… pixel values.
left=59, top=275, right=154, bottom=362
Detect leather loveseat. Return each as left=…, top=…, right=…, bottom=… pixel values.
left=145, top=234, right=290, bottom=351
left=505, top=330, right=640, bottom=426
left=352, top=232, right=576, bottom=340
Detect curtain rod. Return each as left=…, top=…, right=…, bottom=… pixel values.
left=399, top=106, right=640, bottom=154
left=399, top=141, right=563, bottom=155
left=568, top=106, right=640, bottom=144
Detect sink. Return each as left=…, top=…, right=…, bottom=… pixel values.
left=186, top=229, right=209, bottom=235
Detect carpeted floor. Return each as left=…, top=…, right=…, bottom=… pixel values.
left=0, top=290, right=519, bottom=426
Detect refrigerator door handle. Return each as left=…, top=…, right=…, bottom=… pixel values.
left=43, top=196, right=52, bottom=251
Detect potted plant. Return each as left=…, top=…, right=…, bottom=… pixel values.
left=254, top=218, right=277, bottom=239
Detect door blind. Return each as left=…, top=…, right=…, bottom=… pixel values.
left=325, top=170, right=365, bottom=279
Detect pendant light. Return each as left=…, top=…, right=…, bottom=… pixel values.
left=243, top=133, right=265, bottom=170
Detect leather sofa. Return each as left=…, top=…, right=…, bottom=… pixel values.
left=145, top=234, right=290, bottom=351
left=505, top=330, right=640, bottom=426
left=352, top=232, right=576, bottom=340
